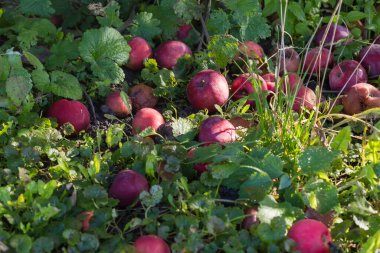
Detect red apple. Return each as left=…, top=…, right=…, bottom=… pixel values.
left=242, top=207, right=259, bottom=229
left=127, top=37, right=153, bottom=71
left=134, top=235, right=170, bottom=253
left=128, top=84, right=158, bottom=110
left=47, top=99, right=90, bottom=133
left=187, top=69, right=229, bottom=112
left=106, top=91, right=132, bottom=117
left=79, top=211, right=94, bottom=232
left=342, top=83, right=380, bottom=115
left=315, top=24, right=351, bottom=46
left=303, top=47, right=333, bottom=74
left=177, top=24, right=192, bottom=40
left=293, top=86, right=317, bottom=113
left=282, top=73, right=303, bottom=93
left=358, top=44, right=380, bottom=78
left=235, top=41, right=264, bottom=60
left=375, top=36, right=380, bottom=44
left=198, top=117, right=237, bottom=144
left=155, top=41, right=192, bottom=69
left=329, top=60, right=367, bottom=92
left=109, top=170, right=149, bottom=207
left=262, top=73, right=276, bottom=93
left=288, top=219, right=332, bottom=253
left=231, top=73, right=267, bottom=106
left=132, top=108, right=165, bottom=135
left=187, top=148, right=208, bottom=174
left=278, top=47, right=300, bottom=73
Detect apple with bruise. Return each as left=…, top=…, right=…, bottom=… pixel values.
left=106, top=91, right=132, bottom=117
left=132, top=108, right=165, bottom=135
left=198, top=117, right=237, bottom=144
left=47, top=99, right=90, bottom=133
left=109, top=170, right=149, bottom=207
left=303, top=47, right=333, bottom=74
left=315, top=24, right=351, bottom=46
left=187, top=69, right=229, bottom=112
left=231, top=73, right=268, bottom=106
left=342, top=83, right=380, bottom=115
left=155, top=41, right=192, bottom=69
left=127, top=37, right=153, bottom=71
left=128, top=84, right=158, bottom=110
left=329, top=60, right=367, bottom=92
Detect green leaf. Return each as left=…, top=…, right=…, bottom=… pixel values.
left=129, top=12, right=162, bottom=44
left=6, top=68, right=33, bottom=106
left=49, top=71, right=82, bottom=100
left=210, top=163, right=239, bottom=180
left=170, top=117, right=197, bottom=142
left=257, top=217, right=287, bottom=243
left=96, top=1, right=123, bottom=28
left=147, top=0, right=179, bottom=40
left=23, top=51, right=44, bottom=70
left=139, top=185, right=163, bottom=207
left=288, top=2, right=306, bottom=21
left=31, top=69, right=50, bottom=92
left=207, top=35, right=239, bottom=68
left=303, top=179, right=339, bottom=214
left=32, top=236, right=54, bottom=253
left=207, top=9, right=231, bottom=35
left=238, top=15, right=271, bottom=41
left=173, top=0, right=204, bottom=23
left=331, top=126, right=351, bottom=153
left=239, top=171, right=272, bottom=202
left=222, top=0, right=261, bottom=17
left=10, top=234, right=32, bottom=253
left=19, top=0, right=54, bottom=17
left=345, top=11, right=368, bottom=22
left=46, top=37, right=79, bottom=70
left=299, top=146, right=339, bottom=175
left=79, top=27, right=130, bottom=84
left=106, top=124, right=125, bottom=148
left=258, top=196, right=302, bottom=225
left=17, top=30, right=38, bottom=50
left=360, top=229, right=380, bottom=253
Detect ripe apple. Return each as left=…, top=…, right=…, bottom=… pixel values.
left=235, top=41, right=264, bottom=60
left=127, top=37, right=153, bottom=71
left=315, top=24, right=351, bottom=46
left=230, top=73, right=267, bottom=106
left=79, top=211, right=94, bottom=232
left=187, top=148, right=208, bottom=174
left=281, top=73, right=303, bottom=93
left=187, top=69, right=229, bottom=112
left=128, top=84, right=158, bottom=110
left=358, top=44, right=380, bottom=78
left=155, top=40, right=192, bottom=69
left=198, top=117, right=237, bottom=144
left=293, top=86, right=317, bottom=113
left=134, top=235, right=170, bottom=253
left=303, top=47, right=333, bottom=74
left=106, top=91, right=132, bottom=117
left=242, top=207, right=259, bottom=229
left=47, top=99, right=90, bottom=133
left=342, top=83, right=380, bottom=115
left=288, top=219, right=332, bottom=253
left=132, top=108, right=165, bottom=135
left=262, top=73, right=276, bottom=93
left=328, top=60, right=367, bottom=92
left=177, top=24, right=192, bottom=40
left=109, top=170, right=149, bottom=207
left=278, top=47, right=300, bottom=73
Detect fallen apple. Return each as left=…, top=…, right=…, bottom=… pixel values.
left=198, top=117, right=237, bottom=144
left=187, top=148, right=208, bottom=174
left=79, top=211, right=94, bottom=232
left=132, top=108, right=165, bottom=135
left=342, top=83, right=380, bottom=115
left=106, top=91, right=132, bottom=117
left=134, top=235, right=171, bottom=253
left=127, top=37, right=153, bottom=71
left=303, top=47, right=333, bottom=74
left=315, top=24, right=351, bottom=46
left=235, top=41, right=264, bottom=60
left=47, top=99, right=90, bottom=133
left=262, top=73, right=276, bottom=93
left=293, top=86, right=317, bottom=113
left=288, top=219, right=332, bottom=253
left=281, top=73, right=303, bottom=93
left=176, top=24, right=192, bottom=40
left=155, top=40, right=192, bottom=69
left=242, top=207, right=259, bottom=229
left=231, top=73, right=268, bottom=106
left=278, top=47, right=300, bottom=73
left=128, top=84, right=158, bottom=111
left=358, top=44, right=380, bottom=78
left=329, top=60, right=367, bottom=92
left=187, top=69, right=229, bottom=112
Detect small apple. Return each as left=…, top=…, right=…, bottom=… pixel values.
left=281, top=73, right=303, bottom=93
left=235, top=41, right=264, bottom=60
left=187, top=148, right=208, bottom=174
left=358, top=44, right=380, bottom=78
left=262, top=73, right=276, bottom=93
left=134, top=235, right=171, bottom=253
left=132, top=108, right=165, bottom=135
left=293, top=86, right=317, bottom=113
left=230, top=73, right=267, bottom=106
left=128, top=84, right=158, bottom=110
left=109, top=170, right=149, bottom=207
left=106, top=91, right=132, bottom=117
left=127, top=37, right=153, bottom=71
left=155, top=40, right=192, bottom=69
left=198, top=117, right=237, bottom=144
left=278, top=47, right=300, bottom=73
left=79, top=211, right=94, bottom=232
left=328, top=60, right=367, bottom=92
left=47, top=99, right=90, bottom=133
left=315, top=24, right=351, bottom=46
left=177, top=24, right=192, bottom=40
left=187, top=69, right=229, bottom=112
left=303, top=47, right=333, bottom=74
left=242, top=207, right=259, bottom=229
left=288, top=219, right=332, bottom=253
left=342, top=83, right=380, bottom=115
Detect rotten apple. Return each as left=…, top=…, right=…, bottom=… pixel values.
left=155, top=40, right=192, bottom=69
left=106, top=91, right=132, bottom=117
left=128, top=83, right=158, bottom=110
left=342, top=83, right=380, bottom=115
